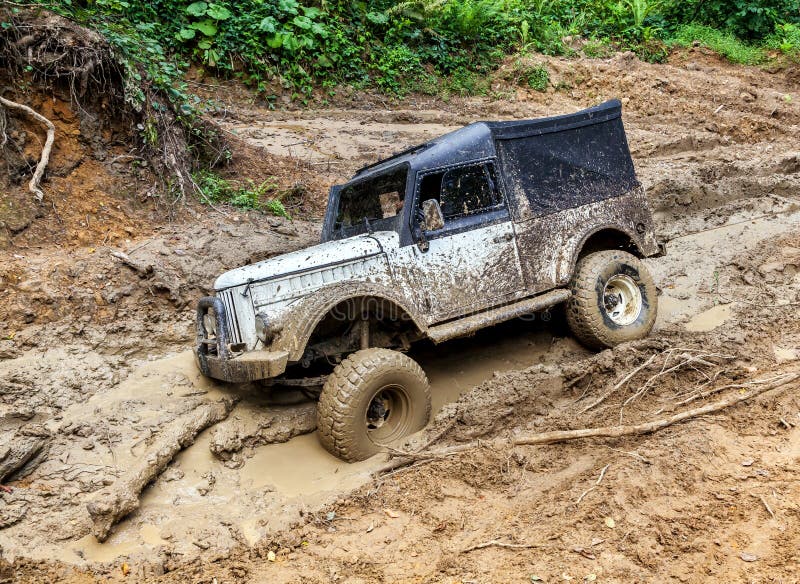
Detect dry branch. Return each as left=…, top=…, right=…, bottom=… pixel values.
left=0, top=96, right=55, bottom=201
left=86, top=397, right=236, bottom=541
left=378, top=371, right=799, bottom=474
left=461, top=539, right=547, bottom=553
left=514, top=373, right=798, bottom=446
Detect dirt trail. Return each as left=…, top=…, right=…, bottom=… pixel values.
left=1, top=50, right=800, bottom=582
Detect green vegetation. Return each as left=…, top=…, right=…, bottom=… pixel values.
left=20, top=0, right=800, bottom=102
left=192, top=170, right=290, bottom=216
left=670, top=24, right=767, bottom=64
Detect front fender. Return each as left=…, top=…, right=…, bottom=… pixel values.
left=272, top=282, right=429, bottom=362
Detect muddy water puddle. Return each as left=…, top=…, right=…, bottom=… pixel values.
left=66, top=321, right=565, bottom=563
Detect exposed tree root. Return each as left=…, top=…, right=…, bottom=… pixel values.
left=0, top=96, right=54, bottom=201
left=0, top=426, right=51, bottom=482
left=86, top=397, right=237, bottom=542
left=378, top=371, right=800, bottom=474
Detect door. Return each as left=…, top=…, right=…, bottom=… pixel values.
left=391, top=161, right=525, bottom=324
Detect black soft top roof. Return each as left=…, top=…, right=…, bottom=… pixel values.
left=351, top=99, right=623, bottom=181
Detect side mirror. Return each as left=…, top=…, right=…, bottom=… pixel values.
left=421, top=199, right=445, bottom=232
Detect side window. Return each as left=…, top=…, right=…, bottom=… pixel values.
left=417, top=163, right=503, bottom=225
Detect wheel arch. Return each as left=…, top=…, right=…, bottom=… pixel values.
left=274, top=283, right=428, bottom=362
left=558, top=226, right=645, bottom=284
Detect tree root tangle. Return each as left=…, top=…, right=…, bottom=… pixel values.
left=0, top=96, right=54, bottom=201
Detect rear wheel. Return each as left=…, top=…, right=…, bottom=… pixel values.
left=316, top=348, right=431, bottom=462
left=567, top=250, right=657, bottom=349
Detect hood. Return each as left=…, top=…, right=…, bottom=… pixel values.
left=214, top=231, right=399, bottom=290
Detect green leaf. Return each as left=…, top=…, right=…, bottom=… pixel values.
left=177, top=27, right=196, bottom=40
left=266, top=33, right=283, bottom=49
left=302, top=6, right=322, bottom=18
left=283, top=34, right=301, bottom=52
left=277, top=0, right=299, bottom=15
left=366, top=11, right=388, bottom=25
left=197, top=39, right=212, bottom=49
left=259, top=16, right=278, bottom=33
left=292, top=15, right=312, bottom=30
left=185, top=1, right=208, bottom=17
left=317, top=54, right=333, bottom=67
left=191, top=20, right=218, bottom=36
left=206, top=4, right=231, bottom=20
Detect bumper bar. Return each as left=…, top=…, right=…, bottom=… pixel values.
left=194, top=296, right=289, bottom=382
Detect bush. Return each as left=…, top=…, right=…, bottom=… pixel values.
left=767, top=22, right=800, bottom=54
left=25, top=0, right=800, bottom=103
left=661, top=0, right=800, bottom=41
left=525, top=64, right=549, bottom=91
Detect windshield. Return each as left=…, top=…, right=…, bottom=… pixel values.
left=333, top=166, right=407, bottom=238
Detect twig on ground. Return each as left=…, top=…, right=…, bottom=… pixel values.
left=0, top=96, right=55, bottom=201
left=754, top=493, right=776, bottom=519
left=110, top=250, right=154, bottom=276
left=581, top=353, right=660, bottom=413
left=601, top=445, right=651, bottom=464
left=675, top=373, right=794, bottom=406
left=575, top=463, right=610, bottom=505
left=461, top=539, right=547, bottom=553
left=622, top=350, right=734, bottom=411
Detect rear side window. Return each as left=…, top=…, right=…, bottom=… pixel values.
left=418, top=162, right=503, bottom=222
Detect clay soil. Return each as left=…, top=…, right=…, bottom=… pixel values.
left=2, top=48, right=800, bottom=583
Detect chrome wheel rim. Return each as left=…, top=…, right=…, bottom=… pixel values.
left=603, top=274, right=643, bottom=326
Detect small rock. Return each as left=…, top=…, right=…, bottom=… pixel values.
left=740, top=552, right=758, bottom=562
left=162, top=467, right=185, bottom=482
left=274, top=225, right=298, bottom=237
left=0, top=341, right=20, bottom=360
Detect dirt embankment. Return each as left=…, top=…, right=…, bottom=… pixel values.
left=0, top=46, right=799, bottom=583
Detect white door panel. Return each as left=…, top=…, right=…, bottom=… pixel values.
left=391, top=221, right=524, bottom=324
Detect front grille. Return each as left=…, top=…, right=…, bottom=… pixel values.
left=219, top=289, right=243, bottom=345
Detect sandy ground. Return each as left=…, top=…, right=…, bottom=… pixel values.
left=1, top=48, right=799, bottom=582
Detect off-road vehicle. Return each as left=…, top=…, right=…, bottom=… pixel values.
left=195, top=99, right=660, bottom=461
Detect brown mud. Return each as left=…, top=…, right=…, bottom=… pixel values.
left=1, top=48, right=799, bottom=582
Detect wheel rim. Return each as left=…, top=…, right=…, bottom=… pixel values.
left=603, top=274, right=643, bottom=326
left=365, top=384, right=412, bottom=444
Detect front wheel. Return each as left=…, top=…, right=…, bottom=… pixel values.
left=566, top=250, right=658, bottom=350
left=316, top=348, right=431, bottom=462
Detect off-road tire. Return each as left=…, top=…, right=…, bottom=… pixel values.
left=567, top=250, right=657, bottom=350
left=317, top=348, right=431, bottom=462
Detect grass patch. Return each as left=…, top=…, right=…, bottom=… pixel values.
left=525, top=64, right=549, bottom=91
left=670, top=24, right=766, bottom=65
left=192, top=170, right=289, bottom=216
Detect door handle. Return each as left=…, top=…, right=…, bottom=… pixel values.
left=493, top=233, right=514, bottom=243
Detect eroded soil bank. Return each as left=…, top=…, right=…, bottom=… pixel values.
left=1, top=49, right=799, bottom=582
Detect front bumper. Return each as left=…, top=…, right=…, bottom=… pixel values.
left=194, top=296, right=289, bottom=382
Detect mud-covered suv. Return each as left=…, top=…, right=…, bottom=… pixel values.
left=195, top=99, right=660, bottom=461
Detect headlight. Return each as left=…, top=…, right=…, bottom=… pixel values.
left=255, top=312, right=270, bottom=343
left=203, top=311, right=217, bottom=337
